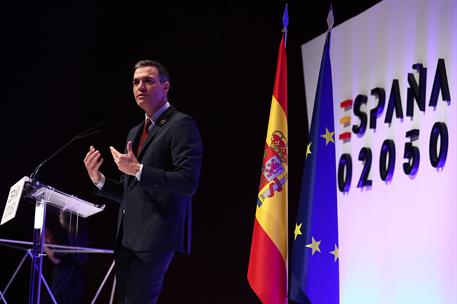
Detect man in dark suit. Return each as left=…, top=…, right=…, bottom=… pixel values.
left=83, top=60, right=203, bottom=303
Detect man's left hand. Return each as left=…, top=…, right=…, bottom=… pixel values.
left=110, top=141, right=141, bottom=176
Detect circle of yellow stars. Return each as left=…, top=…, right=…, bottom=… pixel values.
left=294, top=222, right=339, bottom=262
left=296, top=128, right=337, bottom=261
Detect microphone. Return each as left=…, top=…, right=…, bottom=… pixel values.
left=29, top=122, right=104, bottom=182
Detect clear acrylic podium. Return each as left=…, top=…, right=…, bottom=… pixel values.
left=21, top=178, right=104, bottom=304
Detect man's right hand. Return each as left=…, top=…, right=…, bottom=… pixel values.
left=83, top=146, right=104, bottom=184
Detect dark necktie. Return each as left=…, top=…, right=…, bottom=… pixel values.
left=137, top=119, right=152, bottom=156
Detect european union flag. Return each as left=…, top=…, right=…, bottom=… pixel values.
left=289, top=29, right=339, bottom=303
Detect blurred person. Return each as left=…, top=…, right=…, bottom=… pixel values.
left=44, top=210, right=88, bottom=304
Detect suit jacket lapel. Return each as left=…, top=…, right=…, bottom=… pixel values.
left=131, top=122, right=144, bottom=153
left=124, top=122, right=143, bottom=187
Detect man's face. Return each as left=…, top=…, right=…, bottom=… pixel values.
left=133, top=66, right=169, bottom=114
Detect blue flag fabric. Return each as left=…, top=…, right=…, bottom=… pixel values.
left=289, top=31, right=339, bottom=303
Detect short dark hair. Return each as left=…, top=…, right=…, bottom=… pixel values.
left=133, top=60, right=170, bottom=82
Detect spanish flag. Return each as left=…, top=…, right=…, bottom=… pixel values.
left=247, top=6, right=288, bottom=304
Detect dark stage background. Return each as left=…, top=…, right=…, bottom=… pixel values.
left=0, top=1, right=380, bottom=302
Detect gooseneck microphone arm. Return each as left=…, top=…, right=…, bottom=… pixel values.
left=29, top=122, right=104, bottom=182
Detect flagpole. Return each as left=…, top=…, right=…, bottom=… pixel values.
left=247, top=4, right=289, bottom=304
left=283, top=4, right=289, bottom=47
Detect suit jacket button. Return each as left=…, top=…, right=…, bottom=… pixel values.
left=122, top=209, right=125, bottom=214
